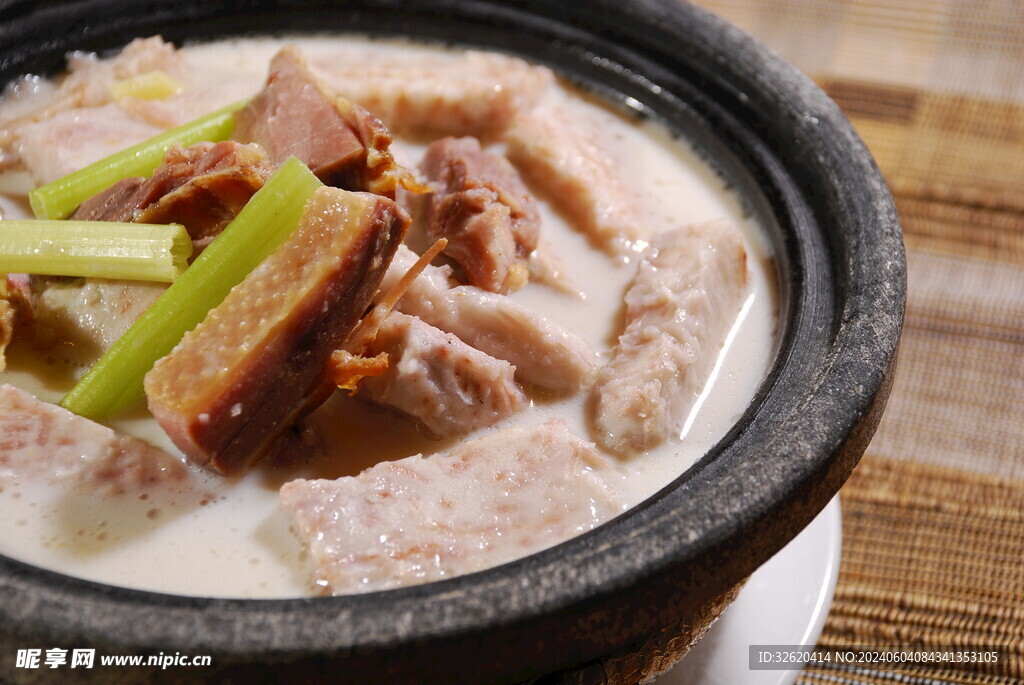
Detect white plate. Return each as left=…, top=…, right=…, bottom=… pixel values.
left=657, top=497, right=842, bottom=684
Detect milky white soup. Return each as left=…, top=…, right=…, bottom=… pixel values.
left=0, top=36, right=776, bottom=597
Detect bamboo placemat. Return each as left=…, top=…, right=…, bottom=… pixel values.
left=691, top=1, right=1024, bottom=682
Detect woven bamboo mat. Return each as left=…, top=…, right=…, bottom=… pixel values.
left=691, top=1, right=1024, bottom=682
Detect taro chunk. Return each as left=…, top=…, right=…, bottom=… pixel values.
left=506, top=97, right=644, bottom=256
left=0, top=384, right=188, bottom=495
left=280, top=419, right=623, bottom=594
left=380, top=245, right=596, bottom=391
left=592, top=221, right=749, bottom=455
left=354, top=312, right=527, bottom=436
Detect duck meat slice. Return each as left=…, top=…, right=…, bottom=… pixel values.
left=0, top=302, right=12, bottom=371
left=72, top=141, right=273, bottom=251
left=144, top=186, right=409, bottom=475
left=0, top=384, right=190, bottom=495
left=25, top=278, right=169, bottom=375
left=592, top=221, right=749, bottom=456
left=0, top=37, right=182, bottom=174
left=280, top=419, right=623, bottom=594
left=379, top=245, right=596, bottom=392
left=119, top=72, right=262, bottom=130
left=69, top=176, right=146, bottom=222
left=15, top=104, right=163, bottom=184
left=342, top=312, right=527, bottom=436
left=309, top=48, right=554, bottom=138
left=0, top=275, right=32, bottom=371
left=28, top=141, right=271, bottom=369
left=234, top=45, right=415, bottom=198
left=421, top=136, right=540, bottom=294
left=135, top=142, right=272, bottom=247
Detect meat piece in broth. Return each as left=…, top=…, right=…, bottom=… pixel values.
left=279, top=419, right=623, bottom=594
left=73, top=141, right=273, bottom=251
left=15, top=105, right=163, bottom=184
left=28, top=277, right=167, bottom=370
left=309, top=48, right=554, bottom=138
left=528, top=240, right=584, bottom=298
left=144, top=186, right=409, bottom=475
left=0, top=384, right=189, bottom=495
left=234, top=45, right=415, bottom=197
left=0, top=304, right=15, bottom=372
left=593, top=221, right=749, bottom=455
left=37, top=36, right=181, bottom=112
left=28, top=142, right=270, bottom=370
left=379, top=245, right=596, bottom=391
left=0, top=37, right=181, bottom=172
left=421, top=136, right=540, bottom=293
left=506, top=98, right=644, bottom=256
left=0, top=300, right=13, bottom=372
left=118, top=73, right=261, bottom=130
left=351, top=312, right=527, bottom=436
left=0, top=276, right=31, bottom=371
left=71, top=176, right=146, bottom=222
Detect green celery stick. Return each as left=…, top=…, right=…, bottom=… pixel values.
left=0, top=220, right=191, bottom=282
left=29, top=99, right=247, bottom=221
left=60, top=157, right=322, bottom=420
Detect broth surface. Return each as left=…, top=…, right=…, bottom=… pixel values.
left=0, top=36, right=776, bottom=597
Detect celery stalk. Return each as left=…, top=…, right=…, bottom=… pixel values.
left=29, top=99, right=247, bottom=221
left=0, top=220, right=191, bottom=282
left=60, top=157, right=323, bottom=420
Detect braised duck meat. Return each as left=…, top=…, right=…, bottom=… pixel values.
left=0, top=301, right=12, bottom=372
left=234, top=45, right=414, bottom=197
left=144, top=186, right=409, bottom=475
left=0, top=275, right=31, bottom=371
left=72, top=141, right=273, bottom=250
left=421, top=136, right=540, bottom=294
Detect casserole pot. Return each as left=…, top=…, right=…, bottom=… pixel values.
left=0, top=1, right=905, bottom=682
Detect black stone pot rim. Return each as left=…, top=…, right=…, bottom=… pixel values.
left=0, top=0, right=906, bottom=671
